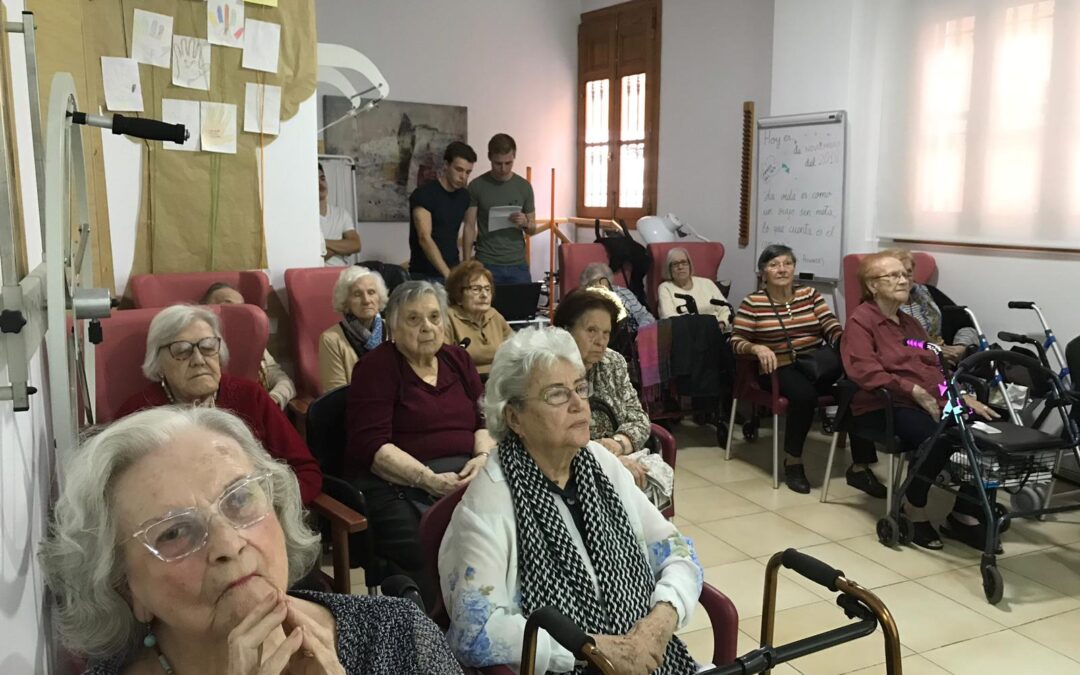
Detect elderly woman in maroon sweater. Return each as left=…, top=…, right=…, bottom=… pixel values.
left=842, top=253, right=1000, bottom=551
left=346, top=280, right=495, bottom=606
left=116, top=305, right=323, bottom=505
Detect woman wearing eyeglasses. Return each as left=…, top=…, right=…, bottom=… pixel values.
left=116, top=305, right=323, bottom=505
left=439, top=327, right=703, bottom=674
left=40, top=407, right=462, bottom=675
left=444, top=260, right=513, bottom=375
left=657, top=247, right=731, bottom=327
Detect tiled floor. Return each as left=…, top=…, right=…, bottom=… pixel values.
left=343, top=421, right=1080, bottom=674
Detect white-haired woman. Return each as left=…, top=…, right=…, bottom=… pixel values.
left=319, top=265, right=390, bottom=391
left=40, top=407, right=461, bottom=675
left=347, top=280, right=495, bottom=608
left=439, top=327, right=702, bottom=675
left=657, top=247, right=731, bottom=327
left=580, top=262, right=655, bottom=327
left=116, top=305, right=322, bottom=505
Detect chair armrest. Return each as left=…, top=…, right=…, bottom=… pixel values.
left=832, top=378, right=859, bottom=427
left=650, top=423, right=677, bottom=470
left=309, top=493, right=368, bottom=534
left=699, top=582, right=739, bottom=667
left=289, top=395, right=312, bottom=418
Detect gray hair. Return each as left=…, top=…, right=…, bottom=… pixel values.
left=141, top=305, right=230, bottom=382
left=663, top=247, right=694, bottom=281
left=579, top=262, right=614, bottom=288
left=38, top=406, right=321, bottom=658
left=384, top=280, right=449, bottom=333
left=483, top=327, right=585, bottom=441
left=331, top=265, right=389, bottom=315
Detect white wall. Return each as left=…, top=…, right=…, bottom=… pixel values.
left=315, top=0, right=581, bottom=281
left=771, top=0, right=1080, bottom=343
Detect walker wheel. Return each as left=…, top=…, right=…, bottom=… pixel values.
left=982, top=565, right=1004, bottom=605
left=876, top=518, right=899, bottom=547
left=742, top=421, right=759, bottom=441
left=897, top=514, right=914, bottom=545
left=994, top=503, right=1011, bottom=533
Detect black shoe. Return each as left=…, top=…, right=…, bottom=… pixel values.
left=910, top=520, right=944, bottom=550
left=784, top=461, right=811, bottom=494
left=941, top=514, right=1004, bottom=554
left=846, top=466, right=887, bottom=499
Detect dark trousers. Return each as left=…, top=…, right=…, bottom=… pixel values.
left=363, top=482, right=438, bottom=608
left=762, top=365, right=877, bottom=463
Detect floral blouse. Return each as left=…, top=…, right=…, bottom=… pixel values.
left=437, top=443, right=703, bottom=673
left=588, top=349, right=652, bottom=452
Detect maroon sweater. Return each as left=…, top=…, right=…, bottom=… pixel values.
left=116, top=374, right=323, bottom=504
left=841, top=302, right=948, bottom=416
left=345, top=342, right=483, bottom=480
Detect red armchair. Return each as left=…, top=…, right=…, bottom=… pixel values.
left=557, top=242, right=633, bottom=296
left=841, top=251, right=936, bottom=320
left=645, top=242, right=726, bottom=313
left=128, top=270, right=271, bottom=310
left=284, top=266, right=347, bottom=401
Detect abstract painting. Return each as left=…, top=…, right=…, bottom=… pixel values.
left=323, top=97, right=467, bottom=221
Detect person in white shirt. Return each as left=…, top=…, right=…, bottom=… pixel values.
left=438, top=327, right=702, bottom=674
left=657, top=247, right=731, bottom=328
left=319, top=163, right=361, bottom=266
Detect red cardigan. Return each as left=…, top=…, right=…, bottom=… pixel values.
left=841, top=302, right=948, bottom=417
left=345, top=342, right=483, bottom=480
left=116, top=373, right=323, bottom=504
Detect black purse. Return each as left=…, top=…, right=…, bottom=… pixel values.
left=766, top=290, right=842, bottom=386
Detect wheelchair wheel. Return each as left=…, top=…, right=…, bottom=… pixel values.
left=876, top=517, right=899, bottom=547
left=982, top=565, right=1004, bottom=605
left=897, top=514, right=914, bottom=545
left=742, top=420, right=759, bottom=441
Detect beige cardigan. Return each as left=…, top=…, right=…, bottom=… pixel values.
left=318, top=323, right=361, bottom=392
left=444, top=306, right=514, bottom=375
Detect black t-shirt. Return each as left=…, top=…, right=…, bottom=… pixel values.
left=544, top=468, right=586, bottom=537
left=408, top=179, right=470, bottom=277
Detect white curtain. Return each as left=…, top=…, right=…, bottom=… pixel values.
left=876, top=0, right=1080, bottom=249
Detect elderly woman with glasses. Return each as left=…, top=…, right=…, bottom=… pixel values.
left=347, top=280, right=495, bottom=607
left=116, top=305, right=322, bottom=505
left=444, top=260, right=514, bottom=375
left=843, top=253, right=1000, bottom=550
left=439, top=327, right=703, bottom=675
left=730, top=244, right=881, bottom=496
left=580, top=261, right=655, bottom=328
left=318, top=265, right=390, bottom=391
left=657, top=247, right=731, bottom=328
left=40, top=407, right=461, bottom=675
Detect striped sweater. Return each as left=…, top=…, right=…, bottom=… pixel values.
left=730, top=286, right=841, bottom=367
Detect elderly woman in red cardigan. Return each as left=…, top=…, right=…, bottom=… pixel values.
left=116, top=305, right=322, bottom=505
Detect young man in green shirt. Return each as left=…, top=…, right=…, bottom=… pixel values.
left=463, top=133, right=536, bottom=284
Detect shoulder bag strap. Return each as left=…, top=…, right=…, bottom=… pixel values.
left=765, top=289, right=799, bottom=358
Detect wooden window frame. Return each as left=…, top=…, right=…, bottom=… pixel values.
left=577, top=0, right=661, bottom=225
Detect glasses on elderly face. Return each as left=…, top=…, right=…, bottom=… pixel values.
left=518, top=380, right=592, bottom=407
left=671, top=260, right=691, bottom=269
left=873, top=271, right=912, bottom=283
left=161, top=337, right=222, bottom=361
left=464, top=284, right=493, bottom=296
left=128, top=472, right=274, bottom=563
left=765, top=259, right=795, bottom=271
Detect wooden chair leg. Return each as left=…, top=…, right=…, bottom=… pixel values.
left=331, top=521, right=352, bottom=594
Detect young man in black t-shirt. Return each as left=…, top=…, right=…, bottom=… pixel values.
left=408, top=141, right=477, bottom=283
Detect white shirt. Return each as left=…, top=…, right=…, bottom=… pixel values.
left=658, top=276, right=732, bottom=327
left=438, top=442, right=703, bottom=673
left=320, top=205, right=354, bottom=266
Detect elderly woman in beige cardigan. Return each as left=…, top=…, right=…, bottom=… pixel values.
left=318, top=266, right=390, bottom=391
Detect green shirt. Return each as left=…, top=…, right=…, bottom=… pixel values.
left=468, top=172, right=535, bottom=266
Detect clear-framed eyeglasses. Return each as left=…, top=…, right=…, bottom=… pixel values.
left=873, top=271, right=913, bottom=283
left=670, top=260, right=691, bottom=269
left=464, top=284, right=493, bottom=296
left=161, top=336, right=222, bottom=361
left=764, top=258, right=795, bottom=271
left=127, top=472, right=275, bottom=563
left=518, top=381, right=592, bottom=407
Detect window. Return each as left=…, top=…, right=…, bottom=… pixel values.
left=577, top=0, right=661, bottom=223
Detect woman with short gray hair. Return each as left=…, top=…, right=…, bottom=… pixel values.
left=440, top=327, right=703, bottom=674
left=117, top=304, right=323, bottom=505
left=319, top=265, right=390, bottom=391
left=40, top=406, right=461, bottom=674
left=345, top=279, right=493, bottom=608
left=657, top=247, right=731, bottom=327
left=579, top=262, right=655, bottom=327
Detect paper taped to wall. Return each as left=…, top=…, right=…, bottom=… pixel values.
left=244, top=83, right=281, bottom=135
left=172, top=36, right=211, bottom=90
left=132, top=9, right=173, bottom=68
left=242, top=19, right=281, bottom=73
left=101, top=56, right=144, bottom=112
left=201, top=102, right=238, bottom=154
left=208, top=0, right=246, bottom=49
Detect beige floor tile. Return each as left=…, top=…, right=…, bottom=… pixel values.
left=679, top=524, right=750, bottom=568
left=722, top=477, right=826, bottom=511
left=733, top=630, right=802, bottom=674
left=679, top=454, right=773, bottom=485
left=763, top=542, right=906, bottom=599
left=923, top=629, right=1080, bottom=674
left=675, top=600, right=714, bottom=636
left=701, top=511, right=827, bottom=558
left=703, top=559, right=820, bottom=620
left=916, top=564, right=1080, bottom=628
left=845, top=654, right=952, bottom=675
left=868, top=581, right=1003, bottom=652
left=1006, top=514, right=1080, bottom=549
left=674, top=466, right=712, bottom=490
left=676, top=485, right=765, bottom=524
left=678, top=627, right=718, bottom=667
left=737, top=601, right=913, bottom=675
left=839, top=533, right=982, bottom=580
left=672, top=514, right=692, bottom=528
left=776, top=497, right=881, bottom=541
left=1014, top=608, right=1080, bottom=662
left=998, top=544, right=1080, bottom=597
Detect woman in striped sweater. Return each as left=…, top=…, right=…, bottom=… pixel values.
left=730, top=245, right=882, bottom=495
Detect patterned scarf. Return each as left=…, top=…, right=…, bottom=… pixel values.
left=340, top=313, right=383, bottom=358
left=903, top=284, right=942, bottom=341
left=499, top=435, right=695, bottom=675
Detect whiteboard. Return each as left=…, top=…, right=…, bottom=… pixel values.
left=755, top=111, right=846, bottom=281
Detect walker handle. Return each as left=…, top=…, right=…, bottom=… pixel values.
left=781, top=548, right=844, bottom=593
left=1008, top=301, right=1035, bottom=309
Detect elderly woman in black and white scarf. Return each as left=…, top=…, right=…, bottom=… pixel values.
left=438, top=327, right=703, bottom=674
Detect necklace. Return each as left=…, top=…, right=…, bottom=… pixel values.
left=143, top=632, right=176, bottom=674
